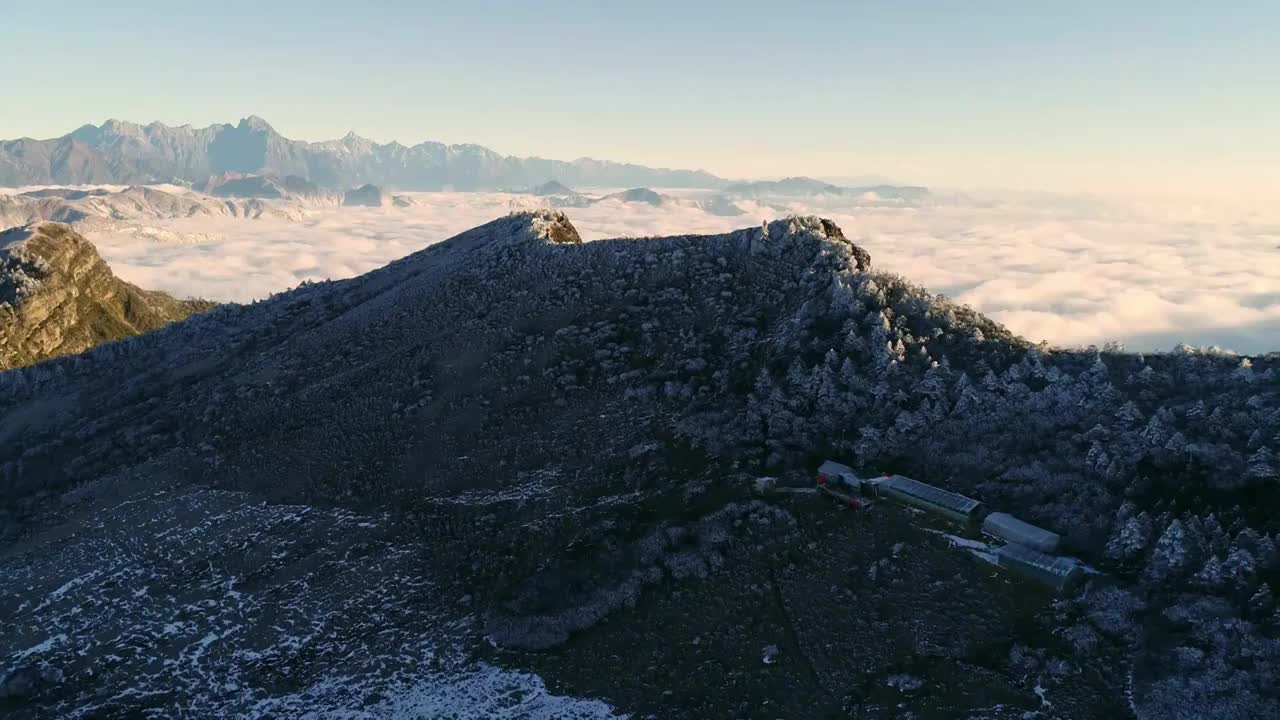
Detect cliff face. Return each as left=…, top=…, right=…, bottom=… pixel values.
left=0, top=222, right=213, bottom=370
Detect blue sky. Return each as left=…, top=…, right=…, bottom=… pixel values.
left=2, top=1, right=1276, bottom=194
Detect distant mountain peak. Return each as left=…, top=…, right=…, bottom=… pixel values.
left=606, top=187, right=665, bottom=206
left=529, top=180, right=575, bottom=196
left=97, top=118, right=145, bottom=137
left=237, top=115, right=277, bottom=133
left=67, top=124, right=104, bottom=143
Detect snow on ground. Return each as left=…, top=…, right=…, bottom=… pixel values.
left=924, top=528, right=1001, bottom=565
left=0, top=484, right=623, bottom=719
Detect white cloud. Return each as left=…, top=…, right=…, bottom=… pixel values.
left=73, top=190, right=1280, bottom=355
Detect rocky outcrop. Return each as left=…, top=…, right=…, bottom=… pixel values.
left=343, top=183, right=388, bottom=207
left=0, top=223, right=213, bottom=370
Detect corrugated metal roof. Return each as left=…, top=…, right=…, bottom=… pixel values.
left=882, top=476, right=981, bottom=516
left=818, top=460, right=853, bottom=478
left=983, top=512, right=1060, bottom=553
left=995, top=543, right=1079, bottom=578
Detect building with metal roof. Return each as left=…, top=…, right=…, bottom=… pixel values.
left=995, top=543, right=1083, bottom=593
left=817, top=460, right=861, bottom=491
left=877, top=475, right=984, bottom=524
left=982, top=512, right=1061, bottom=554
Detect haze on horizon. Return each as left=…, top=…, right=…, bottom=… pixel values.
left=2, top=1, right=1277, bottom=198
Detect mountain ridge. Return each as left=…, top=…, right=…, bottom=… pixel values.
left=0, top=212, right=1276, bottom=719
left=0, top=222, right=214, bottom=370
left=0, top=184, right=345, bottom=230
left=0, top=117, right=729, bottom=191
left=722, top=175, right=931, bottom=201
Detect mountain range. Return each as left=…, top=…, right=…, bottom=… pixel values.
left=1, top=211, right=1276, bottom=718
left=0, top=117, right=728, bottom=191
left=0, top=119, right=936, bottom=203
left=0, top=185, right=339, bottom=230
left=523, top=185, right=748, bottom=216
left=722, top=176, right=931, bottom=201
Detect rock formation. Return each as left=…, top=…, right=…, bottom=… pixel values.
left=343, top=183, right=389, bottom=207
left=0, top=223, right=213, bottom=370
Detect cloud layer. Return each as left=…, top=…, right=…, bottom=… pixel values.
left=78, top=191, right=1280, bottom=354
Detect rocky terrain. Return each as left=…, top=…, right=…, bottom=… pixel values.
left=0, top=212, right=1276, bottom=718
left=0, top=117, right=726, bottom=191
left=0, top=223, right=214, bottom=371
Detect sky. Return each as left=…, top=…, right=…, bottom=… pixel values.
left=2, top=1, right=1278, bottom=195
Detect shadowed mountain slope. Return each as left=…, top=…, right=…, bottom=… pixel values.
left=0, top=212, right=1276, bottom=719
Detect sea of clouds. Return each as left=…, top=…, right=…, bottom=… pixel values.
left=71, top=190, right=1280, bottom=355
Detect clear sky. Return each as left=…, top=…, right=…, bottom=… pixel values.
left=2, top=1, right=1277, bottom=194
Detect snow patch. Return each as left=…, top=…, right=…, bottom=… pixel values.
left=14, top=633, right=66, bottom=661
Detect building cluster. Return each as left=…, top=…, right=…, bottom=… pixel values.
left=817, top=460, right=1084, bottom=593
